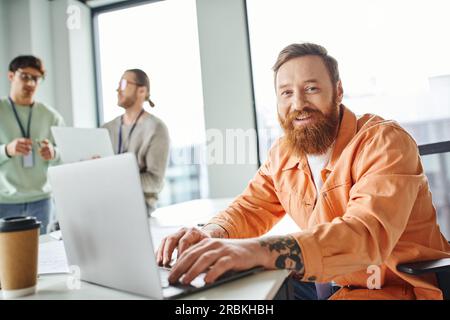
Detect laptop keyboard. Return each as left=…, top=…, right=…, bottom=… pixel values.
left=159, top=266, right=265, bottom=299
left=159, top=267, right=206, bottom=289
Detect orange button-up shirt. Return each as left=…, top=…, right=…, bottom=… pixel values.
left=208, top=105, right=450, bottom=300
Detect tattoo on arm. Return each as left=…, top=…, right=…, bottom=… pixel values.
left=259, top=236, right=305, bottom=274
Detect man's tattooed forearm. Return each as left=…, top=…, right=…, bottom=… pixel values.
left=259, top=236, right=305, bottom=273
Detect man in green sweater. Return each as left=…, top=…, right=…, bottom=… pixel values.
left=0, top=55, right=65, bottom=234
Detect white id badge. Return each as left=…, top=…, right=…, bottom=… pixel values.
left=23, top=151, right=34, bottom=168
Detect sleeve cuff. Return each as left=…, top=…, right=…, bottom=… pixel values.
left=293, top=230, right=325, bottom=282
left=206, top=215, right=240, bottom=238
left=50, top=146, right=61, bottom=163
left=0, top=144, right=11, bottom=164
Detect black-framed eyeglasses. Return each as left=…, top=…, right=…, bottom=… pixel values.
left=16, top=69, right=43, bottom=84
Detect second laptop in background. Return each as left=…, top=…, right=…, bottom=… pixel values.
left=51, top=127, right=114, bottom=164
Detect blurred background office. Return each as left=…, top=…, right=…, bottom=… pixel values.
left=0, top=0, right=449, bottom=236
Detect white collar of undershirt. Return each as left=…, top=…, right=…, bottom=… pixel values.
left=306, top=143, right=334, bottom=167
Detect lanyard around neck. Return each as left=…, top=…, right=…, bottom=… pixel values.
left=118, top=109, right=145, bottom=154
left=8, top=97, right=34, bottom=138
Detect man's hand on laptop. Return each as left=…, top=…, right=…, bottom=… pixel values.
left=166, top=235, right=306, bottom=286
left=157, top=224, right=228, bottom=267
left=167, top=238, right=268, bottom=285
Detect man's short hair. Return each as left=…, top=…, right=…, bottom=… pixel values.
left=9, top=55, right=45, bottom=77
left=272, top=43, right=340, bottom=85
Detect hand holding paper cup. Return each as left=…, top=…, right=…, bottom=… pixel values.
left=0, top=217, right=40, bottom=299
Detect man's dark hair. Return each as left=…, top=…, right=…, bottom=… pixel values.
left=9, top=55, right=45, bottom=77
left=272, top=43, right=340, bottom=85
left=126, top=68, right=155, bottom=107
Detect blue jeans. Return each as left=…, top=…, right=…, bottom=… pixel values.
left=0, top=198, right=51, bottom=235
left=290, top=278, right=341, bottom=300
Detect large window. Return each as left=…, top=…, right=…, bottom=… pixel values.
left=246, top=0, right=450, bottom=162
left=94, top=0, right=208, bottom=206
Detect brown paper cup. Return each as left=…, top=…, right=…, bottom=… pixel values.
left=0, top=217, right=40, bottom=299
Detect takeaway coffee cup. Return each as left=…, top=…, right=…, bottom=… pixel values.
left=0, top=216, right=40, bottom=299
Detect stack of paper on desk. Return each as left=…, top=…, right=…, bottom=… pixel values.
left=38, top=241, right=70, bottom=275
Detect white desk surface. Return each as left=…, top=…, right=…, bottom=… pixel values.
left=5, top=198, right=299, bottom=300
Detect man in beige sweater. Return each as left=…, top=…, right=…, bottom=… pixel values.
left=103, top=69, right=170, bottom=214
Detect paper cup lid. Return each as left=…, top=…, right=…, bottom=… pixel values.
left=0, top=216, right=41, bottom=232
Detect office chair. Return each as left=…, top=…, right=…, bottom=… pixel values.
left=397, top=141, right=450, bottom=299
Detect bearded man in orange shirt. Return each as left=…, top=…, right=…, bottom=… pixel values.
left=157, top=43, right=450, bottom=300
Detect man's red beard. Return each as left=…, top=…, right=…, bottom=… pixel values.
left=278, top=103, right=340, bottom=156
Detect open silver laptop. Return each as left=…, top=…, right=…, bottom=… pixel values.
left=48, top=153, right=262, bottom=299
left=51, top=127, right=114, bottom=164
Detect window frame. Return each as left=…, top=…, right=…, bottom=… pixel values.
left=91, top=0, right=163, bottom=126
